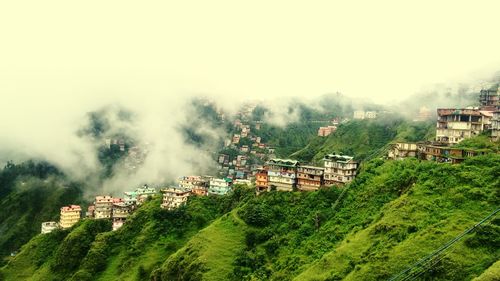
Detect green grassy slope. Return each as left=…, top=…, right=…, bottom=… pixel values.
left=151, top=210, right=248, bottom=281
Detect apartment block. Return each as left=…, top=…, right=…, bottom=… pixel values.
left=297, top=165, right=324, bottom=191
left=436, top=108, right=492, bottom=144
left=208, top=178, right=233, bottom=195
left=492, top=111, right=500, bottom=141
left=388, top=142, right=418, bottom=160
left=95, top=195, right=113, bottom=219
left=59, top=205, right=81, bottom=229
left=267, top=159, right=299, bottom=191
left=161, top=188, right=190, bottom=210
left=255, top=169, right=269, bottom=193
left=323, top=154, right=358, bottom=186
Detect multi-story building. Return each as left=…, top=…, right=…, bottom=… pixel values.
left=208, top=178, right=233, bottom=195
left=365, top=111, right=377, bottom=119
left=267, top=159, right=299, bottom=191
left=86, top=204, right=95, bottom=218
left=491, top=111, right=500, bottom=141
left=59, top=205, right=81, bottom=229
left=95, top=195, right=113, bottom=219
left=41, top=221, right=59, bottom=234
left=323, top=154, right=358, bottom=186
left=353, top=110, right=366, bottom=120
left=317, top=126, right=337, bottom=137
left=112, top=201, right=134, bottom=231
left=388, top=142, right=418, bottom=160
left=297, top=165, right=324, bottom=191
left=160, top=188, right=190, bottom=210
left=178, top=175, right=210, bottom=196
left=479, top=88, right=499, bottom=110
left=417, top=143, right=486, bottom=164
left=255, top=169, right=269, bottom=193
left=124, top=185, right=157, bottom=205
left=435, top=108, right=493, bottom=144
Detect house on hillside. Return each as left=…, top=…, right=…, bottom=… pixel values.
left=435, top=108, right=492, bottom=144
left=41, top=221, right=59, bottom=234
left=323, top=154, right=358, bottom=186
left=297, top=165, right=324, bottom=191
left=59, top=205, right=81, bottom=229
left=160, top=188, right=190, bottom=210
left=267, top=159, right=299, bottom=191
left=388, top=142, right=418, bottom=160
left=94, top=195, right=113, bottom=219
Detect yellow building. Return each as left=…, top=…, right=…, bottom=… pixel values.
left=59, top=205, right=81, bottom=229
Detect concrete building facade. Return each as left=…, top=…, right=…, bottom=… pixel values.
left=59, top=205, right=81, bottom=229
left=323, top=154, right=358, bottom=186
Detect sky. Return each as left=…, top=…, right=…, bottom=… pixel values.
left=1, top=1, right=500, bottom=193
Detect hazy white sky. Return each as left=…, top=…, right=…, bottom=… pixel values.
left=1, top=1, right=500, bottom=191
left=1, top=0, right=500, bottom=104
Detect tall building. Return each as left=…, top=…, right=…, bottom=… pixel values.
left=479, top=88, right=499, bottom=110
left=388, top=143, right=418, bottom=160
left=112, top=201, right=134, bottom=231
left=436, top=108, right=492, bottom=144
left=323, top=154, right=358, bottom=186
left=161, top=188, right=190, bottom=210
left=297, top=165, right=324, bottom=191
left=491, top=110, right=500, bottom=141
left=59, top=205, right=81, bottom=229
left=267, top=159, right=299, bottom=191
left=255, top=169, right=269, bottom=193
left=208, top=178, right=233, bottom=195
left=95, top=195, right=113, bottom=219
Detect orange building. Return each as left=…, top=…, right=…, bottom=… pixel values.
left=255, top=169, right=269, bottom=193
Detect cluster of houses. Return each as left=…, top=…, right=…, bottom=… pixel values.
left=40, top=185, right=157, bottom=234
left=353, top=110, right=378, bottom=120
left=389, top=88, right=499, bottom=163
left=255, top=154, right=358, bottom=193
left=219, top=118, right=275, bottom=180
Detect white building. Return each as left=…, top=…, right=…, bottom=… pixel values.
left=95, top=195, right=113, bottom=219
left=353, top=110, right=366, bottom=119
left=436, top=108, right=493, bottom=144
left=208, top=178, right=233, bottom=195
left=41, top=221, right=59, bottom=234
left=492, top=111, right=500, bottom=141
left=323, top=154, right=358, bottom=186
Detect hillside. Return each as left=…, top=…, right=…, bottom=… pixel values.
left=2, top=153, right=498, bottom=280
left=290, top=118, right=434, bottom=163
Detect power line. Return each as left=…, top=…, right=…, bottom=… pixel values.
left=388, top=207, right=500, bottom=281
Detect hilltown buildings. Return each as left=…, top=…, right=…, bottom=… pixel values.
left=41, top=221, right=59, bottom=234
left=479, top=88, right=499, bottom=111
left=354, top=111, right=377, bottom=120
left=178, top=175, right=211, bottom=196
left=267, top=159, right=299, bottom=191
left=317, top=126, right=337, bottom=137
left=94, top=195, right=113, bottom=219
left=209, top=178, right=233, bottom=195
left=160, top=188, right=190, bottom=210
left=59, top=205, right=81, bottom=229
left=124, top=185, right=157, bottom=205
left=435, top=108, right=492, bottom=144
left=492, top=111, right=500, bottom=141
left=112, top=201, right=134, bottom=231
left=255, top=169, right=269, bottom=193
left=297, top=166, right=324, bottom=191
left=323, top=154, right=358, bottom=185
left=388, top=142, right=418, bottom=160
left=387, top=142, right=488, bottom=164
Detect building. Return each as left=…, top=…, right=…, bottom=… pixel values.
left=41, top=221, right=59, bottom=234
left=417, top=143, right=486, bottom=164
left=59, top=205, right=81, bottom=229
left=255, top=169, right=269, bottom=193
left=86, top=205, right=95, bottom=218
left=112, top=201, right=134, bottom=231
left=95, top=195, right=113, bottom=219
left=267, top=159, right=299, bottom=191
left=232, top=134, right=241, bottom=144
left=160, top=188, right=190, bottom=210
left=365, top=111, right=377, bottom=119
left=436, top=108, right=493, bottom=144
left=479, top=88, right=499, bottom=110
left=317, top=126, right=337, bottom=137
left=323, top=154, right=358, bottom=186
left=491, top=111, right=500, bottom=141
left=178, top=175, right=210, bottom=196
left=388, top=142, right=418, bottom=160
left=297, top=165, right=324, bottom=191
left=124, top=185, right=157, bottom=205
left=208, top=178, right=233, bottom=195
left=353, top=110, right=366, bottom=120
